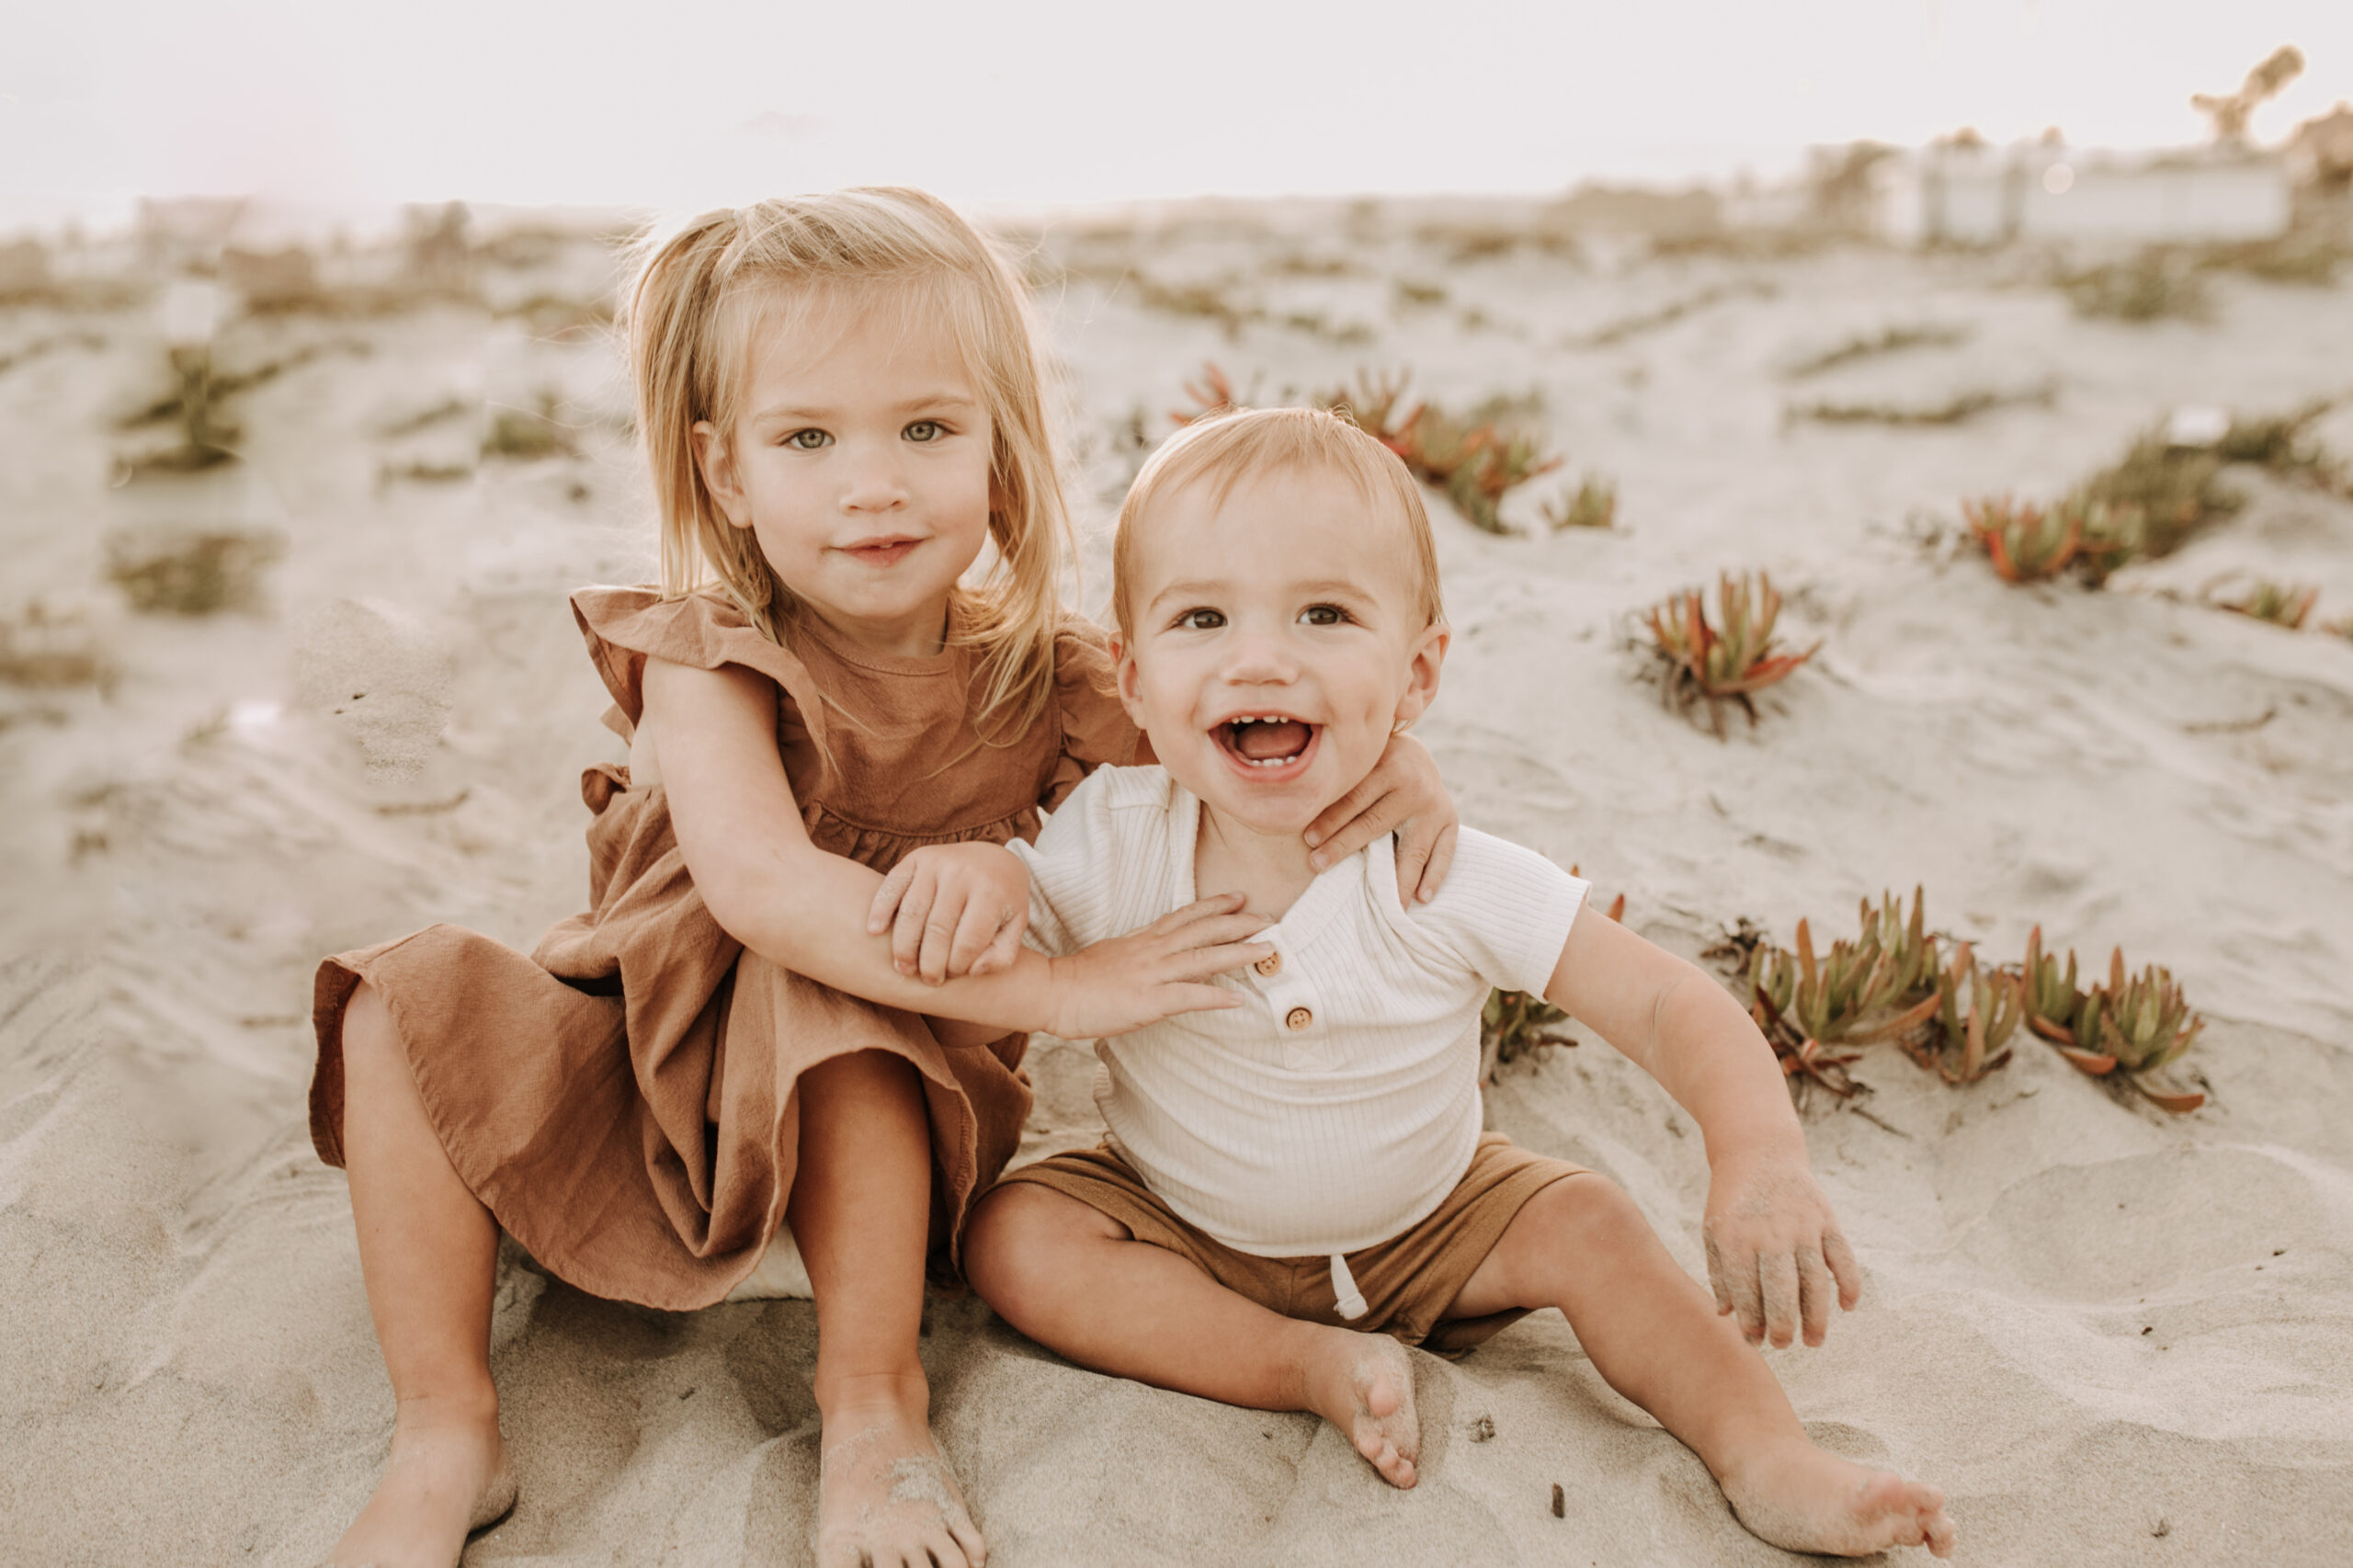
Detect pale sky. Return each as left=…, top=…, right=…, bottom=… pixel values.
left=4, top=0, right=2350, bottom=229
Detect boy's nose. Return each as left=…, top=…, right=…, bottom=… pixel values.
left=1218, top=626, right=1299, bottom=684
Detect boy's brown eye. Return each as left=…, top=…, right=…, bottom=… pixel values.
left=1302, top=605, right=1347, bottom=626
left=1176, top=608, right=1225, bottom=631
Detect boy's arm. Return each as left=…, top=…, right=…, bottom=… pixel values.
left=1543, top=911, right=1862, bottom=1351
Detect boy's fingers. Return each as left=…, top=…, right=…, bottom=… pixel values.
left=972, top=915, right=1025, bottom=977
left=892, top=869, right=938, bottom=973
left=1796, top=1244, right=1834, bottom=1346
left=918, top=893, right=962, bottom=984
left=947, top=903, right=1003, bottom=978
left=1824, top=1225, right=1863, bottom=1310
left=1760, top=1250, right=1802, bottom=1347
left=869, top=859, right=916, bottom=935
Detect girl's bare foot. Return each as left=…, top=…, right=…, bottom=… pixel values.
left=1299, top=1329, right=1420, bottom=1489
left=322, top=1397, right=516, bottom=1568
left=1720, top=1442, right=1956, bottom=1559
left=815, top=1382, right=985, bottom=1568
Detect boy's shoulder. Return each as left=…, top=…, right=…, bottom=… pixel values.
left=1046, top=760, right=1181, bottom=821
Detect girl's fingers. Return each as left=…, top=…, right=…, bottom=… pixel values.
left=1796, top=1244, right=1834, bottom=1346
left=1144, top=892, right=1250, bottom=937
left=869, top=858, right=917, bottom=935
left=1702, top=1230, right=1735, bottom=1318
left=1303, top=772, right=1385, bottom=855
left=1824, top=1225, right=1864, bottom=1311
left=1158, top=983, right=1246, bottom=1015
left=1410, top=821, right=1459, bottom=904
left=1761, top=1248, right=1802, bottom=1347
left=1307, top=786, right=1404, bottom=870
left=1163, top=940, right=1275, bottom=983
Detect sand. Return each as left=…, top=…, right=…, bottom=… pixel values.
left=3, top=207, right=2351, bottom=1565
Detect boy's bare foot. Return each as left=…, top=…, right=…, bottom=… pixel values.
left=1300, top=1329, right=1420, bottom=1489
left=1721, top=1443, right=1956, bottom=1559
left=815, top=1387, right=985, bottom=1568
left=322, top=1398, right=516, bottom=1568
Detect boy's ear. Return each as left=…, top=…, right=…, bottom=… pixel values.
left=692, top=420, right=750, bottom=529
left=1109, top=631, right=1151, bottom=730
left=1392, top=621, right=1449, bottom=731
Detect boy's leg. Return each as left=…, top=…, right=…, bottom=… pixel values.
left=963, top=1181, right=1424, bottom=1488
left=325, top=981, right=516, bottom=1568
left=788, top=1049, right=984, bottom=1568
left=1445, top=1174, right=1956, bottom=1559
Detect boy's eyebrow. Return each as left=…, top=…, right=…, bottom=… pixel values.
left=1144, top=575, right=1379, bottom=608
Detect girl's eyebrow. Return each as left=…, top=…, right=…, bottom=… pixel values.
left=749, top=392, right=977, bottom=422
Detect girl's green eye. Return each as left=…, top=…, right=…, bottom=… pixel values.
left=786, top=428, right=832, bottom=449
left=1176, top=608, right=1225, bottom=631
left=904, top=420, right=943, bottom=442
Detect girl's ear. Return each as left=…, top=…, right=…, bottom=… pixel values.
left=1392, top=621, right=1449, bottom=731
left=692, top=420, right=751, bottom=529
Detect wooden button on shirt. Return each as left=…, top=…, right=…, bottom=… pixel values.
left=1284, top=1006, right=1313, bottom=1031
left=1255, top=951, right=1283, bottom=977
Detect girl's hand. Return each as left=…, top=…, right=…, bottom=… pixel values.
left=1303, top=731, right=1458, bottom=904
left=1700, top=1148, right=1862, bottom=1350
left=1042, top=894, right=1273, bottom=1040
left=867, top=843, right=1032, bottom=984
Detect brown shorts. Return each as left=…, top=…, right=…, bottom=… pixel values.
left=995, top=1132, right=1588, bottom=1354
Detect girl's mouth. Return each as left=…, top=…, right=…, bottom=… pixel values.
left=841, top=537, right=922, bottom=567
left=1212, top=714, right=1320, bottom=780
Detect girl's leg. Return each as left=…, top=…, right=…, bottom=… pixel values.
left=324, top=981, right=516, bottom=1568
left=962, top=1183, right=1425, bottom=1489
left=1445, top=1175, right=1956, bottom=1559
left=787, top=1049, right=985, bottom=1568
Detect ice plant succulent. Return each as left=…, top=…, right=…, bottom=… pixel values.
left=1961, top=495, right=2140, bottom=585
left=2212, top=579, right=2319, bottom=631
left=1642, top=571, right=1821, bottom=737
left=1542, top=475, right=1619, bottom=530
left=1911, top=942, right=2023, bottom=1085
left=1483, top=876, right=1622, bottom=1078
left=2078, top=950, right=2207, bottom=1112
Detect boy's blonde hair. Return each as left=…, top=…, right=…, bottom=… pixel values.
left=1112, top=404, right=1446, bottom=635
left=626, top=187, right=1068, bottom=744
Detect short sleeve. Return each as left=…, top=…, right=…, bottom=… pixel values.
left=1404, top=829, right=1589, bottom=994
left=570, top=586, right=825, bottom=747
left=1006, top=767, right=1128, bottom=958
left=1040, top=618, right=1142, bottom=811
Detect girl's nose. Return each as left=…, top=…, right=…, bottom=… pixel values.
left=837, top=441, right=908, bottom=512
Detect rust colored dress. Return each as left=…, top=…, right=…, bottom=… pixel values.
left=309, top=587, right=1139, bottom=1311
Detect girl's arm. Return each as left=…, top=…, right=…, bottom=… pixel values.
left=1304, top=732, right=1459, bottom=903
left=1543, top=910, right=1862, bottom=1352
left=643, top=657, right=1269, bottom=1039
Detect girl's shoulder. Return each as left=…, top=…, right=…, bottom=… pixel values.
left=571, top=585, right=819, bottom=731
left=1046, top=614, right=1142, bottom=775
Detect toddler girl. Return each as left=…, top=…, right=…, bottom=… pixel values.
left=307, top=189, right=1452, bottom=1568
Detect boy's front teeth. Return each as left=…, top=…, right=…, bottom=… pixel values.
left=1227, top=715, right=1313, bottom=763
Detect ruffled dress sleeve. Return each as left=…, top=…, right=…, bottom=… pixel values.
left=1041, top=616, right=1143, bottom=812
left=570, top=585, right=830, bottom=754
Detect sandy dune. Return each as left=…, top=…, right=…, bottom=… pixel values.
left=3, top=209, right=2350, bottom=1564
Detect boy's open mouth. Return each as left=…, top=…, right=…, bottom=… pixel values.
left=1213, top=713, right=1319, bottom=774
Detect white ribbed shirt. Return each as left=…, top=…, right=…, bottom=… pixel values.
left=1010, top=765, right=1588, bottom=1258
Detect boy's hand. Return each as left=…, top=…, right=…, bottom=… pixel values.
left=1043, top=893, right=1273, bottom=1040
left=1303, top=731, right=1458, bottom=904
left=867, top=843, right=1031, bottom=984
left=1701, top=1148, right=1862, bottom=1350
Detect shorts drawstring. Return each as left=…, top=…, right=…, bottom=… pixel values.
left=1329, top=1252, right=1368, bottom=1320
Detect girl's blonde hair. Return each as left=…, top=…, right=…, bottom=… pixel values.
left=625, top=187, right=1068, bottom=744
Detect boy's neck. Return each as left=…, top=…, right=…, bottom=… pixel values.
left=1193, top=801, right=1322, bottom=921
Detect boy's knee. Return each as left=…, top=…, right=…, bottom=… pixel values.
left=1527, top=1172, right=1654, bottom=1256
left=963, top=1182, right=1102, bottom=1311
